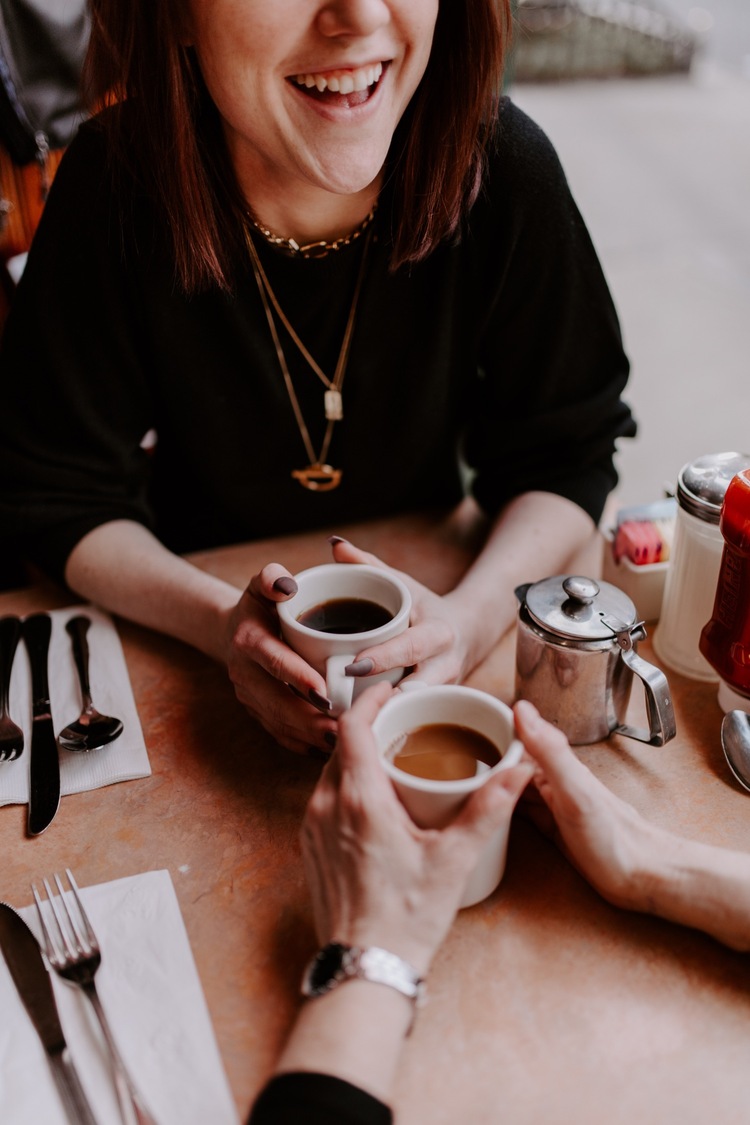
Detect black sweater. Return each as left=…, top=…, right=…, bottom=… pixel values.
left=0, top=98, right=635, bottom=579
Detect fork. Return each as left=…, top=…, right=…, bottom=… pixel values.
left=0, top=616, right=24, bottom=762
left=33, top=871, right=159, bottom=1125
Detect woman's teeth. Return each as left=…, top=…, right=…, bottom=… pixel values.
left=293, top=62, right=383, bottom=95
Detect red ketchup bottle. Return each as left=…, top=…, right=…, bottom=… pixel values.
left=700, top=468, right=750, bottom=712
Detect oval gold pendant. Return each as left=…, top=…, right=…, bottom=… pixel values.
left=292, top=463, right=343, bottom=491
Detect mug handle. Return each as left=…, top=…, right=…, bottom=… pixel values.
left=325, top=654, right=356, bottom=716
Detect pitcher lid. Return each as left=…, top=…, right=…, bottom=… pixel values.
left=524, top=575, right=637, bottom=641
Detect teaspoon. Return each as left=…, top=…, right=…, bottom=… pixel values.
left=57, top=615, right=124, bottom=752
left=720, top=709, right=750, bottom=793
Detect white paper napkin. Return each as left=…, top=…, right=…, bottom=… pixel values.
left=0, top=605, right=150, bottom=807
left=0, top=869, right=239, bottom=1124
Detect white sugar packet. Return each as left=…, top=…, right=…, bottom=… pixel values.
left=0, top=605, right=150, bottom=806
left=0, top=869, right=239, bottom=1124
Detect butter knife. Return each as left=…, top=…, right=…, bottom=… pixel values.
left=23, top=613, right=61, bottom=835
left=0, top=902, right=99, bottom=1125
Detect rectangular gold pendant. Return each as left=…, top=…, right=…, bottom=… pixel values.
left=324, top=390, right=343, bottom=421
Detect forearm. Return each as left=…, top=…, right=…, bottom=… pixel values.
left=634, top=830, right=750, bottom=952
left=64, top=520, right=241, bottom=663
left=275, top=981, right=413, bottom=1104
left=445, top=491, right=595, bottom=672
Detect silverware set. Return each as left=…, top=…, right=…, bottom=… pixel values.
left=1, top=869, right=157, bottom=1125
left=0, top=612, right=124, bottom=835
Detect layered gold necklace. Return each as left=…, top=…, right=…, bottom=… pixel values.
left=245, top=215, right=374, bottom=491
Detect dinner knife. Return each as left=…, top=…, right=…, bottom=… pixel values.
left=23, top=613, right=61, bottom=835
left=0, top=902, right=99, bottom=1125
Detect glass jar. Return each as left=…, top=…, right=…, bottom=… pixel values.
left=700, top=469, right=750, bottom=711
left=653, top=452, right=750, bottom=680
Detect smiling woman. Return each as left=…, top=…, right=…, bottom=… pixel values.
left=82, top=0, right=501, bottom=287
left=0, top=0, right=635, bottom=757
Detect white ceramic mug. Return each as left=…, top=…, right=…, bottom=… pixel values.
left=372, top=685, right=524, bottom=909
left=277, top=564, right=412, bottom=715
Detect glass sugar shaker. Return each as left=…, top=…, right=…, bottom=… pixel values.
left=653, top=451, right=750, bottom=680
left=699, top=468, right=750, bottom=712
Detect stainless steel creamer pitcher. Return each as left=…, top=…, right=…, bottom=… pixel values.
left=514, top=575, right=676, bottom=746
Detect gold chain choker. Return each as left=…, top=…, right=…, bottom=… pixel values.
left=247, top=203, right=377, bottom=260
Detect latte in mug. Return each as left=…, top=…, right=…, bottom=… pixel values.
left=390, top=723, right=501, bottom=781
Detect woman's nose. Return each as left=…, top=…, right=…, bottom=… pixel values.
left=315, top=0, right=390, bottom=40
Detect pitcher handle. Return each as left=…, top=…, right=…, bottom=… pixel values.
left=615, top=642, right=677, bottom=746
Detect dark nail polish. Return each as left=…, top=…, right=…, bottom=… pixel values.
left=307, top=746, right=332, bottom=762
left=323, top=731, right=337, bottom=750
left=273, top=576, right=298, bottom=596
left=327, top=535, right=347, bottom=545
left=288, top=684, right=307, bottom=702
left=309, top=688, right=332, bottom=712
left=345, top=658, right=374, bottom=677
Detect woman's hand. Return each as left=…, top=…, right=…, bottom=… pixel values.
left=302, top=683, right=534, bottom=975
left=516, top=699, right=750, bottom=950
left=514, top=700, right=660, bottom=911
left=225, top=563, right=338, bottom=755
left=327, top=537, right=478, bottom=690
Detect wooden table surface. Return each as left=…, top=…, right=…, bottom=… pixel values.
left=2, top=508, right=749, bottom=1125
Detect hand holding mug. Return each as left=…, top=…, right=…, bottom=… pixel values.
left=303, top=683, right=534, bottom=972
left=226, top=563, right=338, bottom=754
left=326, top=537, right=481, bottom=688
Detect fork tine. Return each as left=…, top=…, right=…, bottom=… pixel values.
left=53, top=871, right=88, bottom=952
left=42, top=875, right=80, bottom=962
left=64, top=869, right=98, bottom=951
left=31, top=882, right=58, bottom=961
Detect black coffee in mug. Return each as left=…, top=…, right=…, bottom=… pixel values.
left=296, top=597, right=393, bottom=635
left=391, top=723, right=501, bottom=781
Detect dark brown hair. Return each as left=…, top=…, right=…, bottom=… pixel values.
left=83, top=0, right=512, bottom=293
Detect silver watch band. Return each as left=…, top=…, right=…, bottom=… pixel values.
left=354, top=945, right=425, bottom=1002
left=302, top=941, right=427, bottom=1010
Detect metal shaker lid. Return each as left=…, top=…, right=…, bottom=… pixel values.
left=524, top=575, right=637, bottom=642
left=677, top=451, right=750, bottom=523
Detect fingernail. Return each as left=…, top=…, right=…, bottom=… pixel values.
left=307, top=746, right=332, bottom=762
left=323, top=731, right=337, bottom=750
left=345, top=658, right=374, bottom=677
left=327, top=535, right=347, bottom=545
left=288, top=684, right=307, bottom=702
left=273, top=576, right=298, bottom=596
left=309, top=688, right=332, bottom=712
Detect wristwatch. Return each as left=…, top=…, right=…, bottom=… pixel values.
left=301, top=942, right=426, bottom=1012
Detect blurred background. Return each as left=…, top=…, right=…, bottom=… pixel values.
left=509, top=0, right=750, bottom=511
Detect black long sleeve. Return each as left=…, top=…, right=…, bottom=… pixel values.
left=248, top=1073, right=392, bottom=1125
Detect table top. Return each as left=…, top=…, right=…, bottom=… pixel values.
left=3, top=507, right=750, bottom=1125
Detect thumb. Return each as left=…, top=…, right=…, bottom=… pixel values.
left=513, top=700, right=587, bottom=787
left=328, top=536, right=384, bottom=568
left=448, top=761, right=535, bottom=847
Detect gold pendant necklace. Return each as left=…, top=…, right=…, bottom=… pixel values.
left=245, top=222, right=373, bottom=492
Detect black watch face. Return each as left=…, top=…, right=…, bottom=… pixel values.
left=308, top=943, right=348, bottom=994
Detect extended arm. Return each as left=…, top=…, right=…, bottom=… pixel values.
left=515, top=700, right=750, bottom=951
left=65, top=520, right=338, bottom=753
left=251, top=683, right=533, bottom=1113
